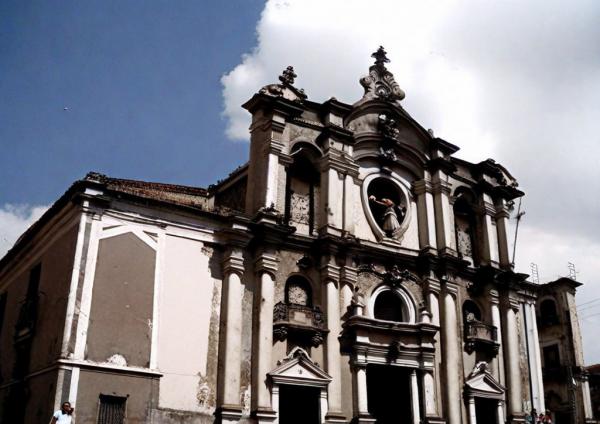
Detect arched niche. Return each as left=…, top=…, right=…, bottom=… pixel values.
left=285, top=275, right=313, bottom=307
left=368, top=285, right=416, bottom=324
left=362, top=173, right=411, bottom=241
left=285, top=142, right=321, bottom=235
left=462, top=299, right=482, bottom=323
left=453, top=188, right=479, bottom=264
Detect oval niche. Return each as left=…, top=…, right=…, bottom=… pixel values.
left=362, top=175, right=410, bottom=241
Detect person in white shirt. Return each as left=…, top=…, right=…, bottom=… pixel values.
left=50, top=401, right=74, bottom=424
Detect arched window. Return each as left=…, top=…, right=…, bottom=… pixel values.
left=285, top=143, right=321, bottom=235
left=285, top=276, right=313, bottom=307
left=373, top=290, right=404, bottom=322
left=540, top=299, right=559, bottom=326
left=454, top=190, right=479, bottom=264
left=369, top=286, right=416, bottom=323
left=462, top=300, right=482, bottom=323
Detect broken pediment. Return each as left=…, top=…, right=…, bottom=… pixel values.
left=268, top=347, right=331, bottom=387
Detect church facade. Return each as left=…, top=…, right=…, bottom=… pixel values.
left=0, top=49, right=595, bottom=424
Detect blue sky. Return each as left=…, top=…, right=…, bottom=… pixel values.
left=0, top=0, right=263, bottom=205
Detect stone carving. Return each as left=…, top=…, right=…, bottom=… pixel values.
left=106, top=353, right=127, bottom=367
left=279, top=65, right=297, bottom=85
left=468, top=361, right=490, bottom=378
left=358, top=46, right=405, bottom=103
left=379, top=146, right=398, bottom=162
left=197, top=382, right=210, bottom=408
left=259, top=66, right=307, bottom=102
left=378, top=114, right=400, bottom=141
left=358, top=264, right=416, bottom=288
left=455, top=221, right=474, bottom=258
left=290, top=192, right=310, bottom=225
left=287, top=281, right=309, bottom=306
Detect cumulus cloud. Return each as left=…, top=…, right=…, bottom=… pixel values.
left=0, top=204, right=49, bottom=258
left=222, top=0, right=600, bottom=362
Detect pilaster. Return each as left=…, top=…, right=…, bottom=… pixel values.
left=441, top=278, right=461, bottom=424
left=431, top=177, right=457, bottom=255
left=251, top=250, right=279, bottom=423
left=414, top=179, right=437, bottom=252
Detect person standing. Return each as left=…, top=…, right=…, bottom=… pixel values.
left=50, top=401, right=74, bottom=424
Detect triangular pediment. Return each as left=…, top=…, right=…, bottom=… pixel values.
left=464, top=362, right=505, bottom=399
left=268, top=347, right=331, bottom=387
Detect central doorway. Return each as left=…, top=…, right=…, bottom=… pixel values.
left=279, top=384, right=321, bottom=424
left=367, top=364, right=412, bottom=423
left=475, top=398, right=497, bottom=423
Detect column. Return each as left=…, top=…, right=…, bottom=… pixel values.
left=490, top=290, right=505, bottom=385
left=218, top=249, right=245, bottom=423
left=424, top=276, right=443, bottom=417
left=497, top=400, right=505, bottom=424
left=502, top=296, right=524, bottom=421
left=524, top=302, right=545, bottom=413
left=414, top=179, right=437, bottom=251
left=322, top=262, right=345, bottom=422
left=252, top=252, right=279, bottom=422
left=423, top=370, right=438, bottom=417
left=352, top=364, right=373, bottom=422
left=467, top=397, right=477, bottom=424
left=481, top=196, right=500, bottom=265
left=583, top=378, right=594, bottom=420
left=410, top=369, right=421, bottom=424
left=432, top=176, right=456, bottom=254
left=442, top=281, right=462, bottom=424
left=495, top=199, right=511, bottom=269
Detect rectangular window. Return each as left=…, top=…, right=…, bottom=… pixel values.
left=543, top=344, right=561, bottom=368
left=16, top=263, right=41, bottom=334
left=97, top=394, right=126, bottom=424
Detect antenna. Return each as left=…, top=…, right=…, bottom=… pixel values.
left=530, top=262, right=540, bottom=284
left=511, top=198, right=526, bottom=266
left=568, top=262, right=578, bottom=280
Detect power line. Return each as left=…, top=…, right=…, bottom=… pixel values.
left=578, top=297, right=600, bottom=307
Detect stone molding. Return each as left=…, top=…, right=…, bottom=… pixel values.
left=222, top=249, right=245, bottom=277
left=413, top=179, right=433, bottom=195
left=431, top=179, right=452, bottom=196
left=341, top=266, right=358, bottom=286
left=254, top=252, right=279, bottom=278
left=423, top=277, right=441, bottom=295
left=320, top=262, right=341, bottom=283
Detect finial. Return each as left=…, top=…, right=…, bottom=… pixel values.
left=372, top=46, right=390, bottom=69
left=279, top=66, right=297, bottom=85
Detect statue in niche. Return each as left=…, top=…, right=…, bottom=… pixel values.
left=369, top=195, right=406, bottom=237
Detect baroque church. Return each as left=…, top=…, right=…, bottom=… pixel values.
left=0, top=48, right=595, bottom=424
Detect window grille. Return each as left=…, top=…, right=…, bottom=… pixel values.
left=98, top=394, right=126, bottom=424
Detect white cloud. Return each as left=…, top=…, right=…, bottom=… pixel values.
left=514, top=224, right=600, bottom=365
left=221, top=0, right=600, bottom=363
left=0, top=204, right=49, bottom=258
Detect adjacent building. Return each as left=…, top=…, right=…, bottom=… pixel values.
left=0, top=48, right=595, bottom=424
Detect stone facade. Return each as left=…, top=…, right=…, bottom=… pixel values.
left=0, top=48, right=595, bottom=424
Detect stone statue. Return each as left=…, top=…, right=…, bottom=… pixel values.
left=369, top=195, right=405, bottom=236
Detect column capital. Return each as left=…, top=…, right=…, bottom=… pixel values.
left=431, top=180, right=452, bottom=196
left=489, top=289, right=500, bottom=304
left=340, top=265, right=358, bottom=286
left=441, top=277, right=459, bottom=297
left=423, top=277, right=441, bottom=295
left=413, top=179, right=433, bottom=195
left=254, top=251, right=279, bottom=278
left=320, top=262, right=341, bottom=283
left=504, top=295, right=521, bottom=311
left=223, top=248, right=245, bottom=277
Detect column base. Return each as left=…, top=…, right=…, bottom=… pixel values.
left=424, top=417, right=446, bottom=424
left=216, top=404, right=243, bottom=423
left=252, top=407, right=277, bottom=423
left=325, top=411, right=347, bottom=423
left=507, top=413, right=527, bottom=424
left=351, top=413, right=376, bottom=424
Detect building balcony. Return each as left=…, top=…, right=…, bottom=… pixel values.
left=464, top=321, right=499, bottom=356
left=273, top=302, right=328, bottom=347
